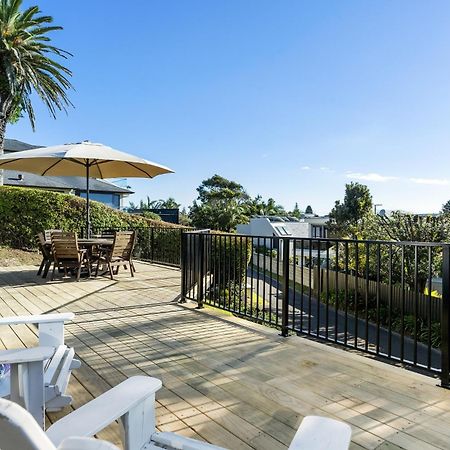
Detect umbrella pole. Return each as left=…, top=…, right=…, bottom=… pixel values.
left=86, top=161, right=90, bottom=238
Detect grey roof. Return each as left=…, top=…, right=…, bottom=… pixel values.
left=4, top=138, right=41, bottom=152
left=3, top=139, right=133, bottom=194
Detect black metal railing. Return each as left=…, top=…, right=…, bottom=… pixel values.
left=181, top=231, right=450, bottom=387
left=92, top=226, right=191, bottom=267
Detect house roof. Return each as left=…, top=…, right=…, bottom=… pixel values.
left=3, top=139, right=133, bottom=194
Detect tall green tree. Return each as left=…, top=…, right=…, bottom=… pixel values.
left=0, top=0, right=73, bottom=184
left=328, top=182, right=373, bottom=237
left=189, top=175, right=249, bottom=231
left=442, top=200, right=450, bottom=215
left=358, top=212, right=449, bottom=291
left=290, top=202, right=301, bottom=218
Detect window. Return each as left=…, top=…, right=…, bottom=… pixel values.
left=79, top=192, right=120, bottom=209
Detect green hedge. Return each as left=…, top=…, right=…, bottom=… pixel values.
left=0, top=186, right=181, bottom=249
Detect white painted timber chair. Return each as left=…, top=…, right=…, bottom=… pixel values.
left=0, top=376, right=352, bottom=450
left=0, top=313, right=80, bottom=426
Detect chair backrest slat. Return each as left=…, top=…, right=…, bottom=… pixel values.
left=44, top=229, right=62, bottom=242
left=36, top=233, right=51, bottom=259
left=111, top=231, right=135, bottom=260
left=51, top=232, right=79, bottom=261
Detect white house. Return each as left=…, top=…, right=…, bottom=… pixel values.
left=236, top=215, right=328, bottom=239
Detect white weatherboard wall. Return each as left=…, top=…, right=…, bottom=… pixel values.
left=237, top=217, right=312, bottom=238
left=237, top=218, right=276, bottom=237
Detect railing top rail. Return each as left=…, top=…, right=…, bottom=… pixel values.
left=183, top=231, right=450, bottom=247
left=186, top=229, right=211, bottom=234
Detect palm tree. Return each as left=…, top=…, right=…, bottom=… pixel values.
left=0, top=0, right=73, bottom=184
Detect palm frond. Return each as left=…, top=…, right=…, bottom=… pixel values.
left=0, top=0, right=72, bottom=128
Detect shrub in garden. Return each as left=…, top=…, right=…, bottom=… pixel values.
left=0, top=186, right=182, bottom=249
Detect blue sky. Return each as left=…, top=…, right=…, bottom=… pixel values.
left=9, top=0, right=450, bottom=214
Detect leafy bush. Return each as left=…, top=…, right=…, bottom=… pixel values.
left=141, top=211, right=161, bottom=221
left=321, top=289, right=441, bottom=347
left=209, top=233, right=252, bottom=288
left=0, top=186, right=182, bottom=249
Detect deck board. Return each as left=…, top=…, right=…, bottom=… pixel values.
left=0, top=262, right=449, bottom=449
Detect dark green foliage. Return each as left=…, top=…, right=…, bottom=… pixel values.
left=246, top=195, right=285, bottom=217
left=442, top=200, right=450, bottom=215
left=329, top=182, right=373, bottom=237
left=133, top=226, right=185, bottom=265
left=0, top=0, right=73, bottom=128
left=0, top=186, right=180, bottom=248
left=357, top=212, right=448, bottom=291
left=189, top=175, right=290, bottom=231
left=290, top=202, right=302, bottom=218
left=128, top=196, right=180, bottom=211
left=141, top=211, right=162, bottom=221
left=305, top=205, right=313, bottom=215
left=321, top=289, right=441, bottom=348
left=209, top=233, right=252, bottom=288
left=189, top=175, right=250, bottom=231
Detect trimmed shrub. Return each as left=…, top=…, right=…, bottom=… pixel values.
left=210, top=233, right=252, bottom=287
left=0, top=186, right=182, bottom=249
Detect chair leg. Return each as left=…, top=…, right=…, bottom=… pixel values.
left=37, top=258, right=45, bottom=276
left=76, top=263, right=82, bottom=281
left=131, top=260, right=136, bottom=273
left=107, top=262, right=114, bottom=280
left=130, top=260, right=134, bottom=277
left=42, top=261, right=51, bottom=278
left=51, top=263, right=57, bottom=281
left=95, top=259, right=101, bottom=277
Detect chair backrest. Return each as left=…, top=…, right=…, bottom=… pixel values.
left=44, top=229, right=62, bottom=242
left=288, top=416, right=352, bottom=450
left=37, top=233, right=51, bottom=259
left=0, top=398, right=57, bottom=450
left=0, top=398, right=119, bottom=450
left=51, top=232, right=79, bottom=261
left=111, top=231, right=135, bottom=260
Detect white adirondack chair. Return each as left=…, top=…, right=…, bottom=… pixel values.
left=0, top=376, right=352, bottom=450
left=0, top=313, right=80, bottom=425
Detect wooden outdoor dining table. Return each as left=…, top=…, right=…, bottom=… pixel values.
left=44, top=238, right=114, bottom=248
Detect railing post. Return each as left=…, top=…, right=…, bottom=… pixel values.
left=179, top=228, right=184, bottom=267
left=197, top=233, right=205, bottom=309
left=150, top=227, right=155, bottom=262
left=180, top=231, right=187, bottom=303
left=441, top=245, right=450, bottom=388
left=281, top=238, right=290, bottom=337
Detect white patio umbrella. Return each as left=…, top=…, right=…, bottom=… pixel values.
left=0, top=141, right=174, bottom=236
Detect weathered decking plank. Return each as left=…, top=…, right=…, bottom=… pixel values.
left=0, top=262, right=449, bottom=449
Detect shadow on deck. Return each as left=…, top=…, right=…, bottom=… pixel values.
left=0, top=261, right=449, bottom=450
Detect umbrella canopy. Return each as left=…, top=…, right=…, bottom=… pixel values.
left=0, top=141, right=174, bottom=235
left=0, top=141, right=173, bottom=178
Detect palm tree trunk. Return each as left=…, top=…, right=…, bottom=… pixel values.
left=0, top=116, right=6, bottom=186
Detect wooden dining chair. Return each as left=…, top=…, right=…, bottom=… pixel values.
left=44, top=229, right=62, bottom=242
left=51, top=232, right=90, bottom=281
left=36, top=232, right=52, bottom=278
left=95, top=231, right=136, bottom=279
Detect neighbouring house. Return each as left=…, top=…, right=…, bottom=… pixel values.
left=127, top=208, right=180, bottom=224
left=237, top=215, right=329, bottom=265
left=236, top=214, right=328, bottom=239
left=2, top=139, right=133, bottom=209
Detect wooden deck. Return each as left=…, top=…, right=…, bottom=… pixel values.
left=0, top=262, right=450, bottom=450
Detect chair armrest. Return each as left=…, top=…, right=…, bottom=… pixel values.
left=152, top=432, right=228, bottom=450
left=0, top=347, right=54, bottom=364
left=58, top=437, right=120, bottom=450
left=0, top=313, right=75, bottom=326
left=0, top=313, right=75, bottom=348
left=288, top=416, right=352, bottom=450
left=46, top=376, right=162, bottom=448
